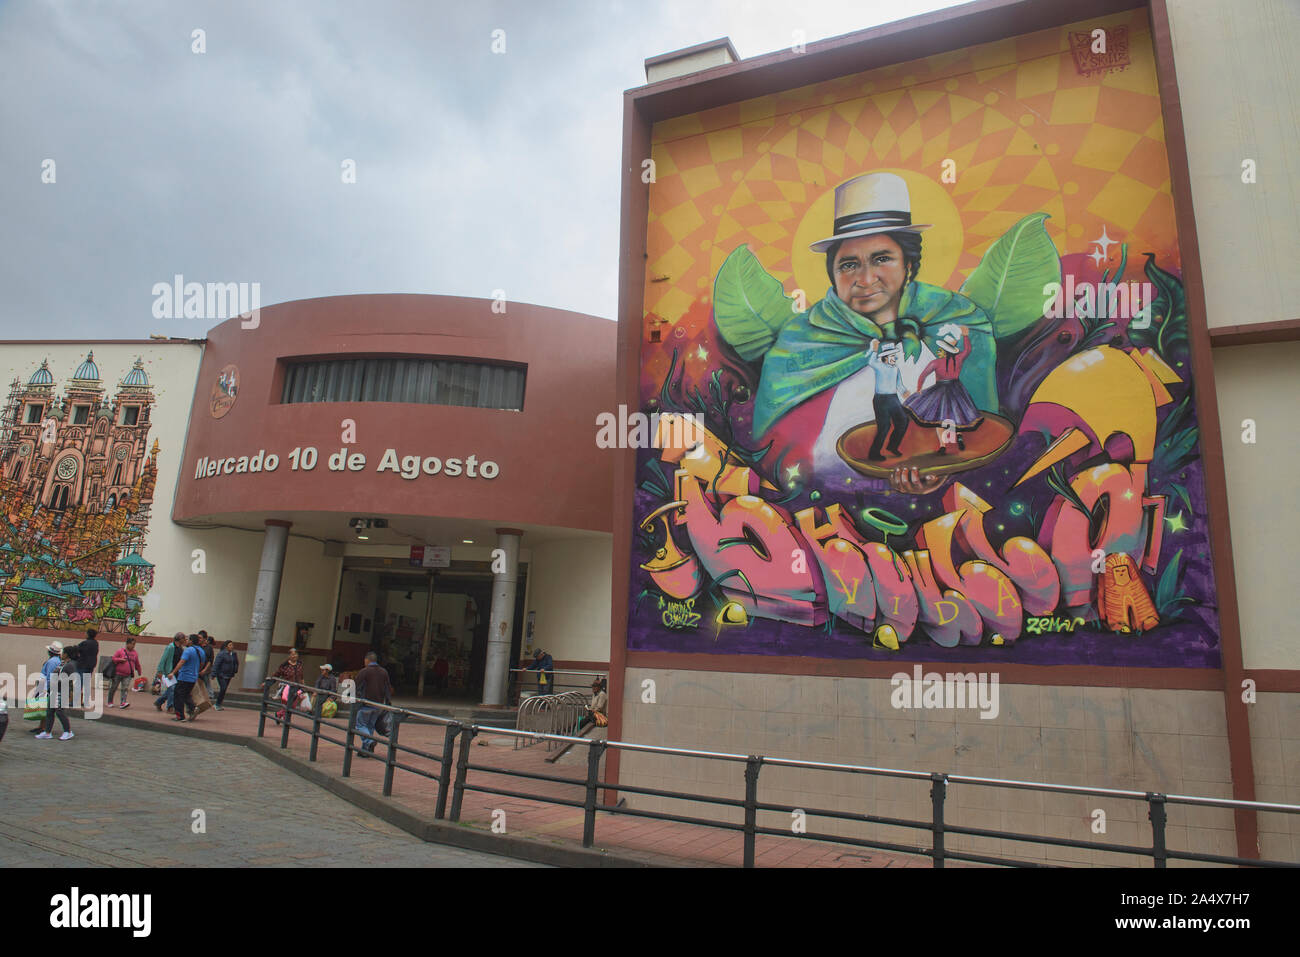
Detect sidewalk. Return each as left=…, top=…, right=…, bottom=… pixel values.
left=88, top=693, right=937, bottom=868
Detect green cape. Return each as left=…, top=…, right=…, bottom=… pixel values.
left=746, top=283, right=996, bottom=439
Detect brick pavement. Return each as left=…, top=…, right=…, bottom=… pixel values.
left=66, top=689, right=947, bottom=867
left=0, top=716, right=542, bottom=868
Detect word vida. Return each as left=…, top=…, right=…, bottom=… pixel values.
left=192, top=447, right=500, bottom=480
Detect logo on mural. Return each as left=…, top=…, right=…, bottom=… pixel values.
left=0, top=354, right=158, bottom=632
left=210, top=364, right=239, bottom=419
left=631, top=13, right=1219, bottom=667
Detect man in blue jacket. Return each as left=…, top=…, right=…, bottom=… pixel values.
left=168, top=635, right=203, bottom=722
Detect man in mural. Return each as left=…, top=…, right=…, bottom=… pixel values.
left=714, top=171, right=997, bottom=479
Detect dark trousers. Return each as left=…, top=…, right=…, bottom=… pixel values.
left=44, top=706, right=70, bottom=734
left=174, top=680, right=195, bottom=719
left=869, top=393, right=909, bottom=457
left=216, top=676, right=232, bottom=706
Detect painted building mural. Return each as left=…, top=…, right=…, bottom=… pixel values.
left=630, top=11, right=1223, bottom=667
left=0, top=353, right=159, bottom=632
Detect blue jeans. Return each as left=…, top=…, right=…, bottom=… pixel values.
left=154, top=685, right=174, bottom=710
left=354, top=706, right=378, bottom=752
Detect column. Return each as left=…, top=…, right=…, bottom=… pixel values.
left=243, top=519, right=291, bottom=690
left=481, top=528, right=521, bottom=706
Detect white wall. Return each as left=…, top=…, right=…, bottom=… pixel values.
left=1168, top=0, right=1300, bottom=328
left=526, top=536, right=613, bottom=665
left=1212, top=341, right=1300, bottom=670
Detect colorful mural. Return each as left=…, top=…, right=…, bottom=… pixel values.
left=0, top=353, right=159, bottom=632
left=630, top=12, right=1222, bottom=666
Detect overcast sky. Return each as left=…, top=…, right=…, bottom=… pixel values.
left=1, top=0, right=965, bottom=340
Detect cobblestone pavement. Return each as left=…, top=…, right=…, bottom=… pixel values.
left=0, top=719, right=543, bottom=868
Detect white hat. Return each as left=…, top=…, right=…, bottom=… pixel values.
left=879, top=342, right=903, bottom=359
left=936, top=323, right=963, bottom=354
left=811, top=172, right=931, bottom=253
left=47, top=640, right=63, bottom=655
left=319, top=664, right=333, bottom=671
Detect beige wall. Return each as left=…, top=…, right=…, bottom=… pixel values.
left=1248, top=692, right=1300, bottom=861
left=526, top=536, right=612, bottom=667
left=1167, top=0, right=1300, bottom=328
left=1212, top=341, right=1300, bottom=670
left=615, top=667, right=1265, bottom=866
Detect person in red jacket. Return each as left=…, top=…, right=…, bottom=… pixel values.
left=105, top=637, right=143, bottom=708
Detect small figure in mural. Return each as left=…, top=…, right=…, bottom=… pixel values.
left=904, top=323, right=983, bottom=454
left=1096, top=553, right=1161, bottom=634
left=864, top=340, right=912, bottom=461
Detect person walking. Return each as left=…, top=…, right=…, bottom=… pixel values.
left=196, top=631, right=215, bottom=698
left=105, top=637, right=142, bottom=709
left=29, top=641, right=63, bottom=734
left=352, top=652, right=392, bottom=757
left=212, top=640, right=239, bottom=710
left=68, top=627, right=99, bottom=708
left=154, top=633, right=185, bottom=712
left=168, top=635, right=203, bottom=723
left=35, top=646, right=77, bottom=740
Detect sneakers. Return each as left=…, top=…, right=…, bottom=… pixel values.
left=172, top=715, right=186, bottom=722
left=214, top=705, right=223, bottom=711
left=59, top=731, right=74, bottom=740
left=35, top=731, right=52, bottom=739
left=120, top=702, right=130, bottom=709
left=105, top=702, right=116, bottom=708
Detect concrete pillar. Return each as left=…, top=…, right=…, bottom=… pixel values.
left=481, top=528, right=521, bottom=706
left=243, top=519, right=291, bottom=690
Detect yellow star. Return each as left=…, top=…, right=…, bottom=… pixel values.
left=695, top=345, right=708, bottom=362
left=1164, top=511, right=1188, bottom=533
left=785, top=464, right=800, bottom=482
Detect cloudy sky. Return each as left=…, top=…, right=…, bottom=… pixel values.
left=1, top=0, right=965, bottom=340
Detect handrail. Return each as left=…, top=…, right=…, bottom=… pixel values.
left=254, top=676, right=1300, bottom=867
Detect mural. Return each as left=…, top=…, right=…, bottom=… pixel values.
left=0, top=353, right=159, bottom=633
left=630, top=12, right=1222, bottom=666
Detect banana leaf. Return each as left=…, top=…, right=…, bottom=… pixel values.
left=960, top=212, right=1061, bottom=339
left=712, top=244, right=796, bottom=361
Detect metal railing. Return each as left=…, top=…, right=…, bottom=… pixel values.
left=509, top=668, right=604, bottom=701
left=256, top=678, right=1300, bottom=868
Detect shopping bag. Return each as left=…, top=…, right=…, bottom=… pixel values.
left=23, top=693, right=47, bottom=721
left=321, top=698, right=337, bottom=719
left=298, top=693, right=312, bottom=713
left=190, top=679, right=213, bottom=715
left=132, top=676, right=148, bottom=692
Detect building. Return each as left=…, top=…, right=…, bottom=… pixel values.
left=0, top=294, right=617, bottom=706
left=608, top=0, right=1300, bottom=863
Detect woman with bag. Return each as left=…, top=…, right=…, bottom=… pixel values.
left=26, top=641, right=63, bottom=733
left=213, top=640, right=239, bottom=710
left=35, top=647, right=77, bottom=740
left=105, top=637, right=142, bottom=709
left=272, top=648, right=304, bottom=723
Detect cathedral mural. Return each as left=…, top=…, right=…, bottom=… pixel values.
left=629, top=11, right=1223, bottom=667
left=0, top=353, right=159, bottom=633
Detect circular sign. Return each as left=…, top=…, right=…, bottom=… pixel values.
left=55, top=456, right=78, bottom=481
left=114, top=445, right=129, bottom=461
left=17, top=442, right=31, bottom=457
left=210, top=364, right=239, bottom=419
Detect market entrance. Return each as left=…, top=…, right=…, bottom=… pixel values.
left=331, top=559, right=527, bottom=700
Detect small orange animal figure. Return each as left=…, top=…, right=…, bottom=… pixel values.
left=1096, top=553, right=1160, bottom=634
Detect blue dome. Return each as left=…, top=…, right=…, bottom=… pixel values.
left=73, top=351, right=100, bottom=381
left=28, top=360, right=53, bottom=385
left=121, top=358, right=150, bottom=387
